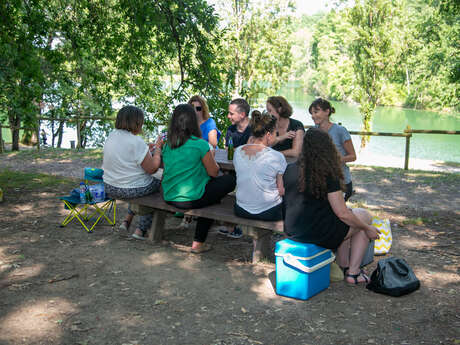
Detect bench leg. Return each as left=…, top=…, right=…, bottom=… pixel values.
left=244, top=226, right=271, bottom=263
left=148, top=210, right=166, bottom=243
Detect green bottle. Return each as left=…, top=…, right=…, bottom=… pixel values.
left=227, top=137, right=234, bottom=160
left=85, top=185, right=93, bottom=203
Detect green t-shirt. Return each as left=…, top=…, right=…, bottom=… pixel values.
left=162, top=136, right=211, bottom=202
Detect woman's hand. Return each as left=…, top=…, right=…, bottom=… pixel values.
left=280, top=130, right=296, bottom=141
left=156, top=136, right=165, bottom=149
left=365, top=225, right=380, bottom=240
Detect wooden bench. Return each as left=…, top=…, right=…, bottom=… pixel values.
left=128, top=193, right=283, bottom=263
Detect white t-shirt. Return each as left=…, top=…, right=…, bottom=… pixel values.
left=234, top=145, right=287, bottom=214
left=102, top=129, right=153, bottom=188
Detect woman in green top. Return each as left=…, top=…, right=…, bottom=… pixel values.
left=160, top=104, right=236, bottom=253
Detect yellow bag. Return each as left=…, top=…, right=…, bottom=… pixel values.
left=372, top=217, right=392, bottom=255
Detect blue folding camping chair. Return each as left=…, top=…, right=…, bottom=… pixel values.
left=59, top=168, right=116, bottom=233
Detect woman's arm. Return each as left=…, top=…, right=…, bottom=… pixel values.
left=341, top=139, right=356, bottom=163
left=207, top=129, right=218, bottom=149
left=280, top=129, right=304, bottom=158
left=201, top=150, right=220, bottom=177
left=141, top=136, right=163, bottom=174
left=140, top=150, right=161, bottom=175
left=276, top=173, right=285, bottom=196
left=328, top=191, right=379, bottom=239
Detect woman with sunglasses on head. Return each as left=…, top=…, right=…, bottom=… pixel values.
left=266, top=96, right=305, bottom=158
left=283, top=128, right=379, bottom=284
left=309, top=98, right=356, bottom=201
left=160, top=104, right=236, bottom=254
left=188, top=95, right=221, bottom=149
left=233, top=111, right=287, bottom=221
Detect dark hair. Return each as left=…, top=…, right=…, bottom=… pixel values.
left=308, top=98, right=335, bottom=117
left=115, top=106, right=144, bottom=133
left=266, top=96, right=293, bottom=118
left=298, top=128, right=344, bottom=199
left=250, top=110, right=277, bottom=138
left=167, top=104, right=202, bottom=149
left=230, top=98, right=250, bottom=117
left=188, top=95, right=210, bottom=120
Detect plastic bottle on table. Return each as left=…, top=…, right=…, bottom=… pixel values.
left=227, top=137, right=234, bottom=160
left=79, top=182, right=86, bottom=203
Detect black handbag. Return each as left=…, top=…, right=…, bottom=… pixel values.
left=366, top=257, right=420, bottom=297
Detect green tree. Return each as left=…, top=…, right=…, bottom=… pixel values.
left=0, top=0, right=50, bottom=150
left=347, top=0, right=404, bottom=145
left=2, top=0, right=228, bottom=150
left=215, top=0, right=295, bottom=105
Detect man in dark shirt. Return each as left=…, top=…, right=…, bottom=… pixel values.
left=219, top=98, right=252, bottom=239
left=225, top=98, right=252, bottom=148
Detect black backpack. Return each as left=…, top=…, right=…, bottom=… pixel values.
left=366, top=257, right=420, bottom=297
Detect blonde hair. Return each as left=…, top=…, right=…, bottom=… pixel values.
left=188, top=95, right=210, bottom=120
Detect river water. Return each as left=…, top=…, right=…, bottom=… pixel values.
left=267, top=88, right=460, bottom=170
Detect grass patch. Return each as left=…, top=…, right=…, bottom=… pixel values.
left=0, top=169, right=76, bottom=191
left=2, top=147, right=103, bottom=161
left=401, top=217, right=430, bottom=226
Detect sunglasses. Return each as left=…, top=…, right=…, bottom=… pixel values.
left=195, top=106, right=202, bottom=112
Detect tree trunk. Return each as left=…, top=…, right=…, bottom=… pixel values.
left=56, top=122, right=64, bottom=148
left=8, top=111, right=20, bottom=151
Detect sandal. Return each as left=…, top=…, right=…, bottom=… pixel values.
left=191, top=243, right=212, bottom=254
left=345, top=270, right=370, bottom=285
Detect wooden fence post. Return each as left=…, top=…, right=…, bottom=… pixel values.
left=404, top=126, right=412, bottom=170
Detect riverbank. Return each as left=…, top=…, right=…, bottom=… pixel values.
left=354, top=150, right=460, bottom=174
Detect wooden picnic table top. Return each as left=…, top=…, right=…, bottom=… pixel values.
left=214, top=148, right=234, bottom=171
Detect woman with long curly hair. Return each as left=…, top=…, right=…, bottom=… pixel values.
left=283, top=128, right=379, bottom=284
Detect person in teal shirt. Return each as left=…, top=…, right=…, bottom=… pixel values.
left=160, top=104, right=236, bottom=254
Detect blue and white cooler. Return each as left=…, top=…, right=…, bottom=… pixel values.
left=275, top=239, right=335, bottom=300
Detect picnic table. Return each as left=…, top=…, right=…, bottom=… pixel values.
left=214, top=148, right=296, bottom=171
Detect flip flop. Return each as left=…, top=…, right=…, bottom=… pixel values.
left=345, top=270, right=369, bottom=284
left=191, top=243, right=212, bottom=254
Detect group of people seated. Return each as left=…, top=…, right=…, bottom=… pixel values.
left=102, top=95, right=380, bottom=285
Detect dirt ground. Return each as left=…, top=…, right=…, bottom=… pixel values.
left=0, top=150, right=459, bottom=345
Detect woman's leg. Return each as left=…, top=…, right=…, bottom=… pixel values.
left=105, top=179, right=161, bottom=238
left=168, top=175, right=236, bottom=250
left=338, top=208, right=373, bottom=283
left=191, top=175, right=236, bottom=249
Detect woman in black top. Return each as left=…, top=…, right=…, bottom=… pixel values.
left=266, top=96, right=304, bottom=158
left=283, top=128, right=380, bottom=284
